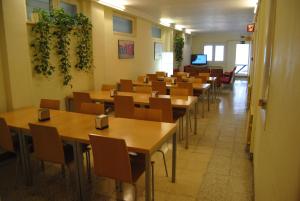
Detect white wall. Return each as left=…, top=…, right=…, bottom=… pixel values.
left=191, top=32, right=248, bottom=71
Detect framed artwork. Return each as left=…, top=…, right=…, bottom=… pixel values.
left=154, top=42, right=163, bottom=60
left=118, top=40, right=134, bottom=59
left=247, top=23, right=255, bottom=32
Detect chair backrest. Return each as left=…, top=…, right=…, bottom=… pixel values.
left=89, top=134, right=133, bottom=183
left=80, top=103, right=105, bottom=115
left=0, top=118, right=14, bottom=152
left=176, top=72, right=187, bottom=76
left=170, top=88, right=189, bottom=97
left=101, top=84, right=116, bottom=91
left=137, top=75, right=146, bottom=82
left=152, top=81, right=167, bottom=95
left=176, top=75, right=183, bottom=82
left=177, top=82, right=193, bottom=96
left=73, top=92, right=92, bottom=113
left=198, top=76, right=208, bottom=82
left=147, top=74, right=157, bottom=82
left=40, top=99, right=60, bottom=110
left=149, top=97, right=173, bottom=123
left=199, top=73, right=210, bottom=77
left=135, top=86, right=152, bottom=94
left=156, top=71, right=166, bottom=77
left=164, top=77, right=173, bottom=84
left=193, top=78, right=203, bottom=84
left=134, top=108, right=162, bottom=122
left=29, top=124, right=65, bottom=164
left=114, top=95, right=134, bottom=118
left=120, top=79, right=133, bottom=92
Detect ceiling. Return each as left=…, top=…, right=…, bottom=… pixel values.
left=125, top=0, right=255, bottom=34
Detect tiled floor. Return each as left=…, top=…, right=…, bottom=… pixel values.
left=0, top=79, right=253, bottom=201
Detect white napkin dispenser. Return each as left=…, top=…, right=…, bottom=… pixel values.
left=171, top=78, right=176, bottom=85
left=110, top=89, right=117, bottom=97
left=143, top=76, right=149, bottom=83
left=95, top=115, right=109, bottom=130
left=151, top=91, right=159, bottom=98
left=186, top=73, right=190, bottom=78
left=38, top=108, right=50, bottom=121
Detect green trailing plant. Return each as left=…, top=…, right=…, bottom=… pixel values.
left=74, top=13, right=93, bottom=71
left=174, top=32, right=184, bottom=68
left=52, top=9, right=74, bottom=86
left=31, top=9, right=93, bottom=86
left=31, top=9, right=54, bottom=76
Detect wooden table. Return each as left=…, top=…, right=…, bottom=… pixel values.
left=66, top=91, right=198, bottom=149
left=0, top=107, right=177, bottom=201
left=132, top=81, right=211, bottom=118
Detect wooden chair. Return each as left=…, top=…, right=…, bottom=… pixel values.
left=177, top=82, right=194, bottom=96
left=114, top=95, right=135, bottom=118
left=164, top=77, right=173, bottom=84
left=193, top=78, right=203, bottom=84
left=149, top=97, right=173, bottom=123
left=89, top=134, right=154, bottom=201
left=135, top=86, right=152, bottom=94
left=199, top=73, right=210, bottom=77
left=176, top=72, right=187, bottom=76
left=28, top=124, right=74, bottom=178
left=152, top=81, right=167, bottom=95
left=147, top=74, right=157, bottom=82
left=137, top=75, right=146, bottom=83
left=156, top=71, right=166, bottom=77
left=101, top=84, right=116, bottom=91
left=0, top=118, right=14, bottom=152
left=80, top=103, right=105, bottom=115
left=170, top=88, right=190, bottom=97
left=40, top=99, right=60, bottom=110
left=120, top=79, right=133, bottom=92
left=73, top=92, right=92, bottom=113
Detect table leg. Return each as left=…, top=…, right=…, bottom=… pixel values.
left=185, top=111, right=189, bottom=149
left=145, top=153, right=152, bottom=201
left=213, top=81, right=216, bottom=103
left=17, top=130, right=32, bottom=185
left=207, top=89, right=210, bottom=112
left=194, top=102, right=198, bottom=135
left=202, top=92, right=205, bottom=118
left=172, top=132, right=177, bottom=183
left=73, top=141, right=86, bottom=201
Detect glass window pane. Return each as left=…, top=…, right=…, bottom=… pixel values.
left=26, top=0, right=51, bottom=20
left=113, top=15, right=133, bottom=34
left=60, top=1, right=77, bottom=17
left=235, top=44, right=250, bottom=65
left=152, top=26, right=161, bottom=38
left=204, top=45, right=213, bottom=61
left=215, top=45, right=224, bottom=61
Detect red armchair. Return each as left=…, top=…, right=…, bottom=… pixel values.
left=221, top=67, right=236, bottom=84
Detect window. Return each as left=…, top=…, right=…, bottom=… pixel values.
left=113, top=15, right=133, bottom=34
left=204, top=45, right=213, bottom=61
left=26, top=0, right=51, bottom=20
left=152, top=26, right=161, bottom=38
left=204, top=44, right=225, bottom=62
left=60, top=1, right=77, bottom=16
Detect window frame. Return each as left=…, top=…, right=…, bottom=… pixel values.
left=26, top=0, right=53, bottom=22
left=59, top=0, right=78, bottom=16
left=112, top=12, right=136, bottom=37
left=203, top=43, right=225, bottom=62
left=151, top=26, right=162, bottom=39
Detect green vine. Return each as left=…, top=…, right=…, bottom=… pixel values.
left=174, top=32, right=184, bottom=68
left=52, top=9, right=74, bottom=86
left=74, top=13, right=93, bottom=71
left=30, top=9, right=93, bottom=86
left=31, top=9, right=54, bottom=76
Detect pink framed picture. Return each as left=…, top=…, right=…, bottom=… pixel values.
left=118, top=40, right=134, bottom=59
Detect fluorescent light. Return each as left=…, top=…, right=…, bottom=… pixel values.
left=175, top=24, right=185, bottom=31
left=185, top=29, right=192, bottom=34
left=249, top=0, right=258, bottom=6
left=97, top=0, right=126, bottom=11
left=254, top=4, right=258, bottom=13
left=160, top=18, right=173, bottom=27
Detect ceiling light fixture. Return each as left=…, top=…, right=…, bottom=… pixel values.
left=185, top=29, right=192, bottom=34
left=97, top=0, right=126, bottom=11
left=160, top=18, right=173, bottom=27
left=175, top=24, right=185, bottom=31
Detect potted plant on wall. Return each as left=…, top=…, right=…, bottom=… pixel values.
left=174, top=32, right=184, bottom=69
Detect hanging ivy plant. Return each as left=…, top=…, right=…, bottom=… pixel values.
left=174, top=32, right=185, bottom=68
left=74, top=13, right=93, bottom=72
left=52, top=9, right=74, bottom=86
left=31, top=9, right=54, bottom=76
left=31, top=9, right=93, bottom=86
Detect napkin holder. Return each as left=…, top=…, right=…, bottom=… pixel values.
left=38, top=108, right=50, bottom=121
left=95, top=115, right=109, bottom=130
left=171, top=78, right=176, bottom=85
left=110, top=89, right=117, bottom=97
left=151, top=91, right=159, bottom=98
left=186, top=73, right=190, bottom=78
left=143, top=76, right=149, bottom=83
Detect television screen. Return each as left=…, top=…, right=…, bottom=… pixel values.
left=191, top=54, right=207, bottom=65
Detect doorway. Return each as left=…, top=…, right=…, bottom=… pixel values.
left=235, top=43, right=250, bottom=76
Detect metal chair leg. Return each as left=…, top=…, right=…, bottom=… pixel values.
left=14, top=155, right=21, bottom=188
left=157, top=150, right=168, bottom=177
left=151, top=161, right=155, bottom=201
left=86, top=151, right=91, bottom=182
left=61, top=164, right=65, bottom=178
left=41, top=160, right=45, bottom=172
